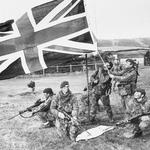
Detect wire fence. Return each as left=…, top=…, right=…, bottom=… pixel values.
left=31, top=63, right=103, bottom=76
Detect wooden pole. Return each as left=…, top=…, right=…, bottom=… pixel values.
left=56, top=65, right=59, bottom=73
left=70, top=64, right=72, bottom=72
left=85, top=54, right=90, bottom=121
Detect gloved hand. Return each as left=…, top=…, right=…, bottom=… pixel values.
left=32, top=110, right=37, bottom=116
left=19, top=110, right=25, bottom=114
left=27, top=107, right=32, bottom=112
left=58, top=112, right=65, bottom=119
left=93, top=80, right=98, bottom=84
left=34, top=99, right=42, bottom=105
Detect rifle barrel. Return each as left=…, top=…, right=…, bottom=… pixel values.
left=116, top=112, right=150, bottom=126
left=8, top=114, right=20, bottom=120
left=8, top=99, right=45, bottom=120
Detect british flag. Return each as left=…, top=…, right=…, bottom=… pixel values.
left=0, top=0, right=97, bottom=79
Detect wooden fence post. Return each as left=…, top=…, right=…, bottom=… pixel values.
left=82, top=64, right=86, bottom=72
left=56, top=65, right=59, bottom=73
left=95, top=63, right=97, bottom=70
left=70, top=64, right=72, bottom=72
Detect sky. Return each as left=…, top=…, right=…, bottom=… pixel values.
left=0, top=0, right=150, bottom=39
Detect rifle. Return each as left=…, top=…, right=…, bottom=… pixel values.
left=58, top=107, right=91, bottom=135
left=8, top=99, right=45, bottom=120
left=58, top=107, right=79, bottom=124
left=116, top=112, right=150, bottom=127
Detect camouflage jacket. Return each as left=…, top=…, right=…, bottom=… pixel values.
left=90, top=68, right=112, bottom=95
left=112, top=67, right=137, bottom=95
left=126, top=96, right=150, bottom=118
left=37, top=96, right=53, bottom=112
left=110, top=64, right=123, bottom=74
left=51, top=90, right=78, bottom=118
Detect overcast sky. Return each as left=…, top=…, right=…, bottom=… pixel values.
left=1, top=0, right=150, bottom=39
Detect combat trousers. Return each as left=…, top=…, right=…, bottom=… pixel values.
left=38, top=111, right=55, bottom=125
left=118, top=84, right=135, bottom=112
left=55, top=118, right=78, bottom=141
left=120, top=95, right=132, bottom=113
left=90, top=93, right=113, bottom=120
left=120, top=95, right=128, bottom=111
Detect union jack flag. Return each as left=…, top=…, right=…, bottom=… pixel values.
left=0, top=0, right=97, bottom=79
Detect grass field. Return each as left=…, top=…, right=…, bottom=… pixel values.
left=0, top=66, right=150, bottom=150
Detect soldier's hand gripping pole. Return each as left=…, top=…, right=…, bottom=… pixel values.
left=97, top=50, right=110, bottom=74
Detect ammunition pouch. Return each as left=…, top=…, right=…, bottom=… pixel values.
left=118, top=81, right=136, bottom=96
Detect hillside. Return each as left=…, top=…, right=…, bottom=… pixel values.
left=98, top=38, right=150, bottom=48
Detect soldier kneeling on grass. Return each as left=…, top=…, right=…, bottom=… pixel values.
left=123, top=88, right=150, bottom=138
left=32, top=88, right=55, bottom=128
left=51, top=81, right=79, bottom=141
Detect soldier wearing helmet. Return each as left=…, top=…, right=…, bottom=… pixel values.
left=89, top=62, right=114, bottom=123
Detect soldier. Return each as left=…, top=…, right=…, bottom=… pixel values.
left=51, top=81, right=79, bottom=141
left=109, top=59, right=138, bottom=113
left=124, top=88, right=150, bottom=138
left=133, top=59, right=140, bottom=84
left=32, top=88, right=55, bottom=128
left=89, top=62, right=114, bottom=122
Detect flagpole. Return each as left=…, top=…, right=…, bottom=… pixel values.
left=97, top=49, right=110, bottom=73
left=93, top=0, right=110, bottom=73
left=85, top=54, right=90, bottom=121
